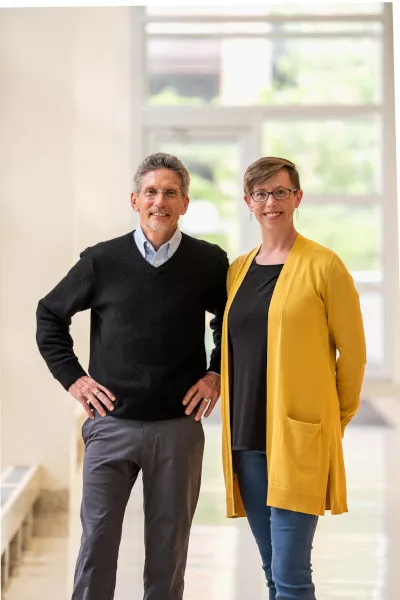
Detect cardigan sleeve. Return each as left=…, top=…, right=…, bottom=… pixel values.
left=36, top=249, right=95, bottom=390
left=227, top=262, right=237, bottom=294
left=323, top=254, right=367, bottom=437
left=226, top=255, right=245, bottom=294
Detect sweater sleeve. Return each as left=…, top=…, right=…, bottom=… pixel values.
left=36, top=249, right=95, bottom=391
left=323, top=254, right=367, bottom=437
left=207, top=249, right=229, bottom=375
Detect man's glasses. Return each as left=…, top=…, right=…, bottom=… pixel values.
left=141, top=189, right=180, bottom=199
left=250, top=188, right=297, bottom=203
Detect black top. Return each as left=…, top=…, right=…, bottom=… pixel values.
left=228, top=260, right=283, bottom=450
left=36, top=231, right=229, bottom=421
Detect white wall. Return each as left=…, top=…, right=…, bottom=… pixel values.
left=0, top=7, right=140, bottom=493
left=393, top=2, right=400, bottom=387
left=0, top=8, right=75, bottom=493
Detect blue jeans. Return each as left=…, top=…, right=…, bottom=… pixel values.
left=233, top=450, right=318, bottom=600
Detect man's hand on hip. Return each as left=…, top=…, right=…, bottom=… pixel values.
left=182, top=372, right=220, bottom=421
left=69, top=375, right=116, bottom=419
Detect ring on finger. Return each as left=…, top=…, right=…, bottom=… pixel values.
left=93, top=389, right=101, bottom=398
left=203, top=398, right=211, bottom=405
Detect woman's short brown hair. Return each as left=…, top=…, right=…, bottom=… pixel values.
left=243, top=157, right=301, bottom=196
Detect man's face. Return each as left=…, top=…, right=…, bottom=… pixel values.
left=131, top=169, right=189, bottom=237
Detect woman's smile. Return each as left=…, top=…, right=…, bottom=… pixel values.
left=263, top=211, right=283, bottom=220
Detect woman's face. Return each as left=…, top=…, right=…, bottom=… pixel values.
left=245, top=169, right=303, bottom=231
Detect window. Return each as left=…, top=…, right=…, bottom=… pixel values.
left=146, top=6, right=383, bottom=106
left=142, top=4, right=396, bottom=379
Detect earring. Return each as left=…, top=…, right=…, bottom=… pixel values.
left=296, top=207, right=300, bottom=223
left=250, top=211, right=254, bottom=221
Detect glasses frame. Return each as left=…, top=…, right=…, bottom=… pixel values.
left=140, top=189, right=181, bottom=199
left=250, top=188, right=298, bottom=203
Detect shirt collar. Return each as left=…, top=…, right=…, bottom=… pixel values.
left=134, top=224, right=182, bottom=257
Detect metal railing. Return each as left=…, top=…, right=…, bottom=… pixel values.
left=1, top=465, right=40, bottom=592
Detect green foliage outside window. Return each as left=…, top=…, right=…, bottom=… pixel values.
left=151, top=33, right=382, bottom=272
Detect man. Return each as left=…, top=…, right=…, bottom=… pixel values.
left=36, top=153, right=229, bottom=600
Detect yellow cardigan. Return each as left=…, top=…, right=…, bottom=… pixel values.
left=220, top=234, right=366, bottom=517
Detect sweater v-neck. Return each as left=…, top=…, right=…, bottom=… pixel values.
left=126, top=230, right=186, bottom=274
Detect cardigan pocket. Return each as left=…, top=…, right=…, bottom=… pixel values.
left=270, top=416, right=325, bottom=498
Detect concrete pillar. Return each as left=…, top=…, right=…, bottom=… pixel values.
left=71, top=5, right=141, bottom=366
left=392, top=3, right=400, bottom=389
left=0, top=8, right=142, bottom=504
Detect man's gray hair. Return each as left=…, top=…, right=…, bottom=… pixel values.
left=133, top=153, right=190, bottom=197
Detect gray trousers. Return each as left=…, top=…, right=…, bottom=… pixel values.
left=72, top=412, right=205, bottom=600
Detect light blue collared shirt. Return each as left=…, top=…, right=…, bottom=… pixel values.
left=133, top=225, right=182, bottom=267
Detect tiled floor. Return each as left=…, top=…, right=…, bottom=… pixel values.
left=4, top=397, right=400, bottom=600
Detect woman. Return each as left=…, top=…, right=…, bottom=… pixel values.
left=220, top=157, right=366, bottom=599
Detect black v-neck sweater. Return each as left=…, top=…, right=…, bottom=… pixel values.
left=36, top=231, right=229, bottom=420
